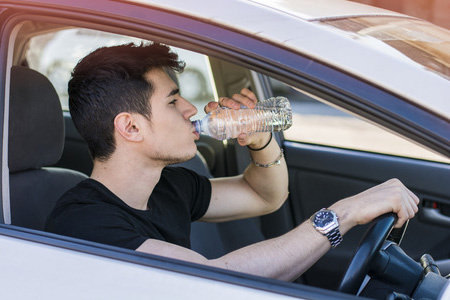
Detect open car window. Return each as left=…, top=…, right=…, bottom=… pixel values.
left=25, top=27, right=216, bottom=119
left=270, top=77, right=450, bottom=164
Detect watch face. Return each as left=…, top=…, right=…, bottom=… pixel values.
left=314, top=210, right=334, bottom=227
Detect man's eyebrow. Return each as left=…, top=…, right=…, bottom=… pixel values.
left=166, top=88, right=179, bottom=97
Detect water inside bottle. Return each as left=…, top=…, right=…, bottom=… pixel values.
left=191, top=96, right=292, bottom=140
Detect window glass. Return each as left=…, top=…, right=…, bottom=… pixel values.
left=270, top=78, right=450, bottom=163
left=26, top=28, right=215, bottom=117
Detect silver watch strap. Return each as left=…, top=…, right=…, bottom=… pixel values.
left=326, top=227, right=343, bottom=248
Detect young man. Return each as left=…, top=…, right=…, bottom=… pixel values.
left=46, top=43, right=419, bottom=281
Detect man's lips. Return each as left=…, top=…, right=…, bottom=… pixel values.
left=193, top=131, right=200, bottom=140
left=190, top=121, right=200, bottom=140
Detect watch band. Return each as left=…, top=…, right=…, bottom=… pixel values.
left=326, top=226, right=343, bottom=248
left=310, top=208, right=343, bottom=248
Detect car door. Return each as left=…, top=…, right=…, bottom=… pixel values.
left=201, top=53, right=449, bottom=289
left=46, top=26, right=448, bottom=291
left=2, top=1, right=448, bottom=295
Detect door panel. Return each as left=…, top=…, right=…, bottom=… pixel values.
left=283, top=141, right=450, bottom=289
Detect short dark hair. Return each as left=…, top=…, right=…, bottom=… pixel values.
left=68, top=42, right=185, bottom=161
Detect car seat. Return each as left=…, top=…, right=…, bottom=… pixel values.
left=8, top=66, right=87, bottom=230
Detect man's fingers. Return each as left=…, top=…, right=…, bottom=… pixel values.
left=400, top=184, right=419, bottom=216
left=237, top=133, right=248, bottom=145
left=394, top=216, right=407, bottom=228
left=204, top=101, right=219, bottom=113
left=393, top=201, right=411, bottom=228
left=343, top=178, right=420, bottom=229
left=231, top=93, right=256, bottom=108
left=215, top=89, right=258, bottom=111
left=240, top=88, right=258, bottom=102
left=406, top=188, right=420, bottom=206
left=405, top=197, right=416, bottom=218
left=218, top=97, right=240, bottom=109
left=393, top=185, right=418, bottom=227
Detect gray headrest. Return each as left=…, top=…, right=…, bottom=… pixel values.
left=9, top=66, right=64, bottom=172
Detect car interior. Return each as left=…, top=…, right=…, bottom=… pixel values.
left=5, top=19, right=450, bottom=297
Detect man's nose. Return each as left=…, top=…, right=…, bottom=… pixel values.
left=181, top=97, right=198, bottom=119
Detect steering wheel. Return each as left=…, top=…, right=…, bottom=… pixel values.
left=337, top=214, right=396, bottom=294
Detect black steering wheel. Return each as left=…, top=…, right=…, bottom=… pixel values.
left=338, top=214, right=396, bottom=294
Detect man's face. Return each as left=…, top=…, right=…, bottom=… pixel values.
left=140, top=68, right=199, bottom=165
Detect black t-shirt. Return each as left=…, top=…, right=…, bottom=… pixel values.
left=45, top=167, right=211, bottom=250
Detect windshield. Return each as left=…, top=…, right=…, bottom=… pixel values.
left=319, top=17, right=450, bottom=81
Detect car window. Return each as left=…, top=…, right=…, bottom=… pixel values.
left=25, top=28, right=216, bottom=118
left=270, top=78, right=450, bottom=163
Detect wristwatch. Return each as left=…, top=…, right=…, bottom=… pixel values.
left=310, top=208, right=343, bottom=248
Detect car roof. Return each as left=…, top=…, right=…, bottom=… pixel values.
left=127, top=0, right=450, bottom=119
left=236, top=0, right=406, bottom=20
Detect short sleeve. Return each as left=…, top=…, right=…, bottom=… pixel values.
left=162, top=167, right=212, bottom=221
left=46, top=203, right=147, bottom=250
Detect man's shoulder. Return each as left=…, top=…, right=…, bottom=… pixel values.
left=58, top=178, right=107, bottom=204
left=50, top=178, right=123, bottom=220
left=158, top=166, right=211, bottom=195
left=45, top=179, right=128, bottom=232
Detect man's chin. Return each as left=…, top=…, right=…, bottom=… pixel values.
left=160, top=151, right=198, bottom=166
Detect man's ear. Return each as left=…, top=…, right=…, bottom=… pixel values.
left=114, top=112, right=144, bottom=142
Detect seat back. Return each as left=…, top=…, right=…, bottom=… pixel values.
left=8, top=66, right=86, bottom=230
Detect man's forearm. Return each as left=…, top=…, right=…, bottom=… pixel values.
left=137, top=217, right=330, bottom=281
left=210, top=217, right=331, bottom=281
left=243, top=134, right=289, bottom=210
left=139, top=179, right=418, bottom=282
left=209, top=199, right=357, bottom=281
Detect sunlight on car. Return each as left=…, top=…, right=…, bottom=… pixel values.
left=320, top=17, right=450, bottom=80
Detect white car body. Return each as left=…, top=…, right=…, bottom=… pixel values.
left=131, top=0, right=450, bottom=118
left=0, top=235, right=299, bottom=300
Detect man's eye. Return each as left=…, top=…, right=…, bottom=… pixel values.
left=169, top=99, right=177, bottom=105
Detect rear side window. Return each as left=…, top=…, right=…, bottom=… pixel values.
left=270, top=78, right=450, bottom=163
left=25, top=28, right=216, bottom=117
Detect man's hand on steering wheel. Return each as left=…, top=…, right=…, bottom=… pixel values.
left=329, top=178, right=420, bottom=235
left=322, top=179, right=419, bottom=295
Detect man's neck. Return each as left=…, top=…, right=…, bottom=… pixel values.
left=90, top=154, right=164, bottom=211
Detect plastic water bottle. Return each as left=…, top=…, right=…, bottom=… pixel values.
left=192, top=96, right=292, bottom=140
